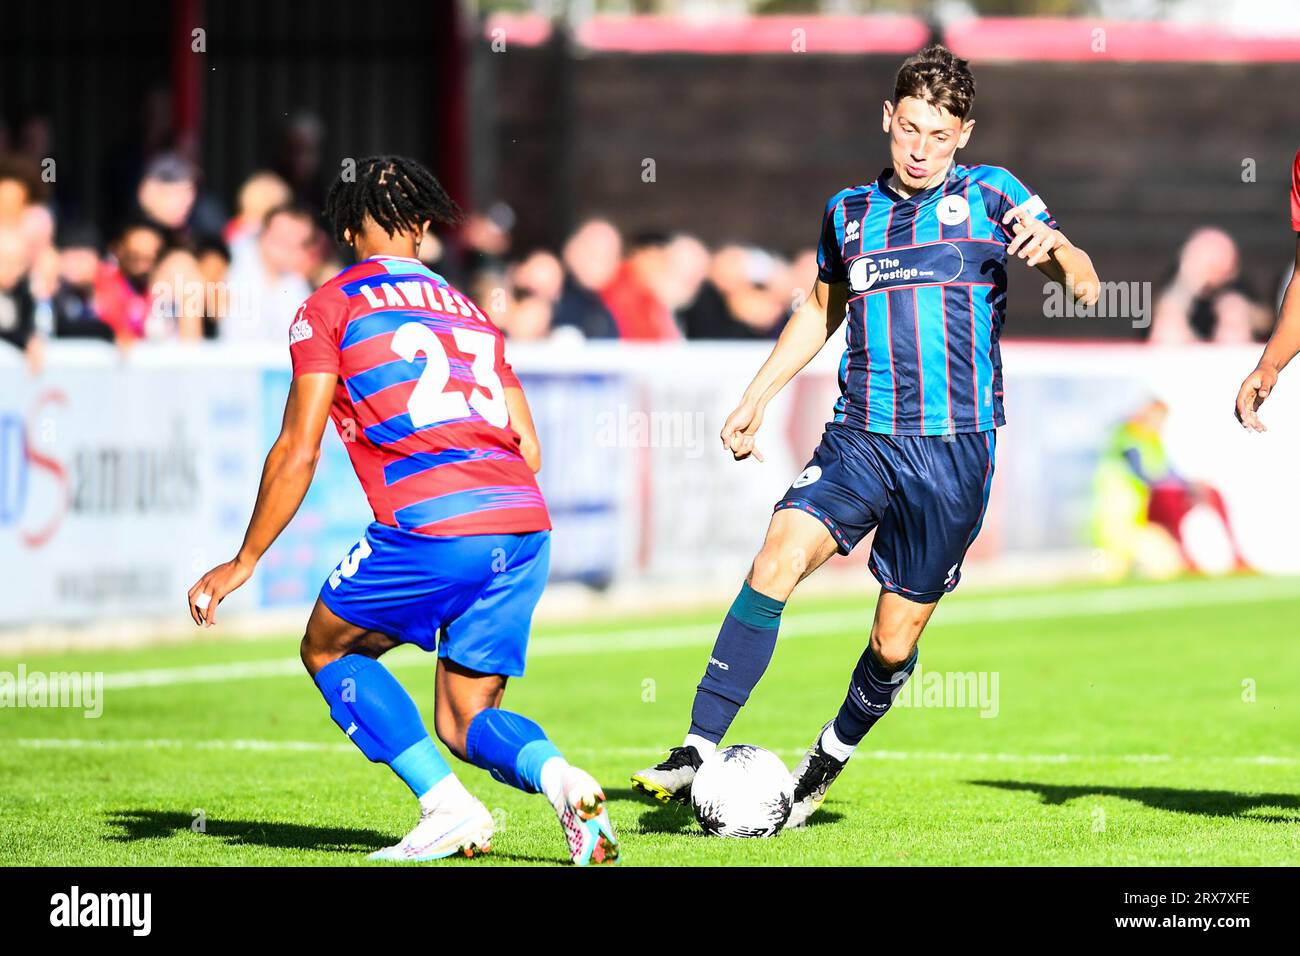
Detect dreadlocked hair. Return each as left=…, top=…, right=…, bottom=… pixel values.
left=323, top=155, right=463, bottom=245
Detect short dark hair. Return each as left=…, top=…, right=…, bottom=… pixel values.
left=893, top=44, right=975, bottom=121
left=0, top=154, right=46, bottom=202
left=116, top=219, right=166, bottom=246
left=192, top=233, right=231, bottom=263
left=262, top=202, right=315, bottom=232
left=323, top=155, right=463, bottom=245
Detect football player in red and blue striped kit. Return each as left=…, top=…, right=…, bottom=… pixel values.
left=187, top=156, right=617, bottom=865
left=633, top=45, right=1101, bottom=826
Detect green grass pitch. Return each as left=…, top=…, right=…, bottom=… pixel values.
left=2, top=575, right=1298, bottom=866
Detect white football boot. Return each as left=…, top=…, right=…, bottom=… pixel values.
left=551, top=765, right=620, bottom=865
left=786, top=721, right=849, bottom=829
left=368, top=791, right=494, bottom=862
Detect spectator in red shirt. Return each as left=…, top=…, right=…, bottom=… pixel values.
left=95, top=221, right=164, bottom=342
left=601, top=231, right=680, bottom=341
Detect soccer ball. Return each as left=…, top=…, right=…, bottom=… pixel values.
left=691, top=744, right=794, bottom=838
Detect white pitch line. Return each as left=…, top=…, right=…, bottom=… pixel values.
left=8, top=738, right=1299, bottom=767
left=11, top=737, right=353, bottom=753
left=103, top=659, right=303, bottom=690
left=88, top=575, right=1300, bottom=692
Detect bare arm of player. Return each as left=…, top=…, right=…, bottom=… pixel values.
left=505, top=386, right=542, bottom=473
left=185, top=372, right=336, bottom=627
left=1236, top=235, right=1300, bottom=431
left=1004, top=210, right=1100, bottom=308
left=720, top=279, right=849, bottom=463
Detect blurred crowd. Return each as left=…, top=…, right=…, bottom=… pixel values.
left=1147, top=226, right=1279, bottom=345
left=0, top=113, right=811, bottom=374
left=0, top=109, right=1285, bottom=372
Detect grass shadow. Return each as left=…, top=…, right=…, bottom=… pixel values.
left=108, top=809, right=596, bottom=865
left=795, top=808, right=845, bottom=829
left=604, top=786, right=841, bottom=835
left=605, top=786, right=697, bottom=834
left=971, top=780, right=1300, bottom=822
left=106, top=808, right=394, bottom=853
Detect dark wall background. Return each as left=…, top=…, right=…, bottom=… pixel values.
left=201, top=0, right=456, bottom=214
left=477, top=40, right=1300, bottom=339
left=0, top=0, right=460, bottom=235
left=0, top=0, right=171, bottom=229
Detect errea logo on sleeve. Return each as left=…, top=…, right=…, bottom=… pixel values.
left=289, top=305, right=313, bottom=345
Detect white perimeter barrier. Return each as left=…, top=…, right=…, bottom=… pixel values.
left=3, top=340, right=1299, bottom=628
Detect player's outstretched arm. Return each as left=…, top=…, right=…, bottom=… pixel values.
left=505, top=386, right=541, bottom=472
left=1003, top=209, right=1100, bottom=308
left=721, top=279, right=848, bottom=462
left=1236, top=236, right=1300, bottom=431
left=186, top=372, right=336, bottom=626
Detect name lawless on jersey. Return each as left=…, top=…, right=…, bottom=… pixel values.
left=846, top=241, right=967, bottom=295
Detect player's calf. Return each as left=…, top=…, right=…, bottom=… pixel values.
left=462, top=707, right=619, bottom=865
left=788, top=634, right=920, bottom=828
left=630, top=580, right=785, bottom=806
left=310, top=650, right=496, bottom=859
left=632, top=513, right=840, bottom=806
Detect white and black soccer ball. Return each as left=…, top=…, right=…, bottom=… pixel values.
left=691, top=744, right=794, bottom=838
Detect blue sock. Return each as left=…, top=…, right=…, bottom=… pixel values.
left=313, top=654, right=451, bottom=798
left=687, top=581, right=785, bottom=744
left=832, top=646, right=918, bottom=745
left=464, top=709, right=563, bottom=794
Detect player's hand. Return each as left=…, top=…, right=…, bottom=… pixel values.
left=187, top=556, right=255, bottom=628
left=1004, top=211, right=1063, bottom=267
left=1235, top=364, right=1278, bottom=432
left=720, top=399, right=766, bottom=462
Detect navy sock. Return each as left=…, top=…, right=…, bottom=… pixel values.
left=832, top=646, right=918, bottom=745
left=314, top=654, right=451, bottom=797
left=464, top=708, right=562, bottom=794
left=687, top=581, right=785, bottom=743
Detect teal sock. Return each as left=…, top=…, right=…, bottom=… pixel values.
left=688, top=581, right=785, bottom=743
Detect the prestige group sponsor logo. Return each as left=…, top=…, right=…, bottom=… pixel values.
left=846, top=242, right=964, bottom=295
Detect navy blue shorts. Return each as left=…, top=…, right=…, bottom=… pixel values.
left=774, top=424, right=996, bottom=603
left=318, top=523, right=550, bottom=677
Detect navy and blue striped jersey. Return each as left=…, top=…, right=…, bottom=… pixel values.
left=817, top=163, right=1057, bottom=436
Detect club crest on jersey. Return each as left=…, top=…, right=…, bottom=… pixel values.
left=937, top=195, right=969, bottom=226
left=792, top=465, right=822, bottom=488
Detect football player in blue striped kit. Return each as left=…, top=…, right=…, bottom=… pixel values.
left=632, top=44, right=1101, bottom=826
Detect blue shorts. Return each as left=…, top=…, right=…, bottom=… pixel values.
left=318, top=523, right=550, bottom=678
left=774, top=424, right=996, bottom=603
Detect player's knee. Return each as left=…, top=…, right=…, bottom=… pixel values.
left=748, top=541, right=800, bottom=599
left=299, top=631, right=343, bottom=676
left=870, top=628, right=917, bottom=671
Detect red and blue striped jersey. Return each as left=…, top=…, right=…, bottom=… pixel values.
left=817, top=163, right=1057, bottom=436
left=289, top=255, right=550, bottom=537
left=1290, top=145, right=1300, bottom=231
